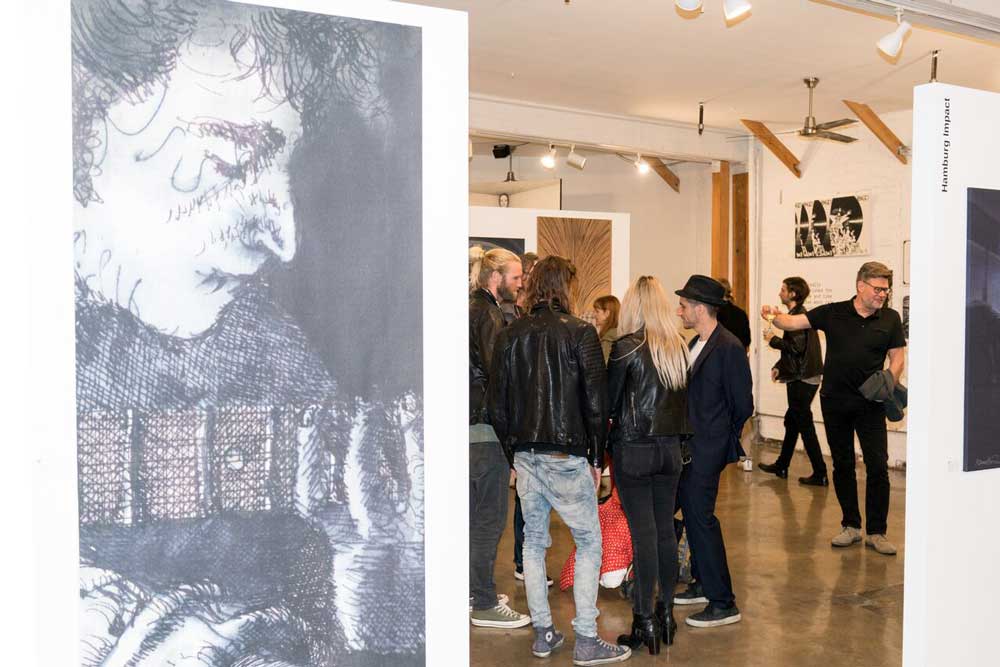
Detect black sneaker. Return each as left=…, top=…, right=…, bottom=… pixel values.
left=514, top=566, right=553, bottom=587
left=673, top=583, right=708, bottom=606
left=684, top=603, right=741, bottom=628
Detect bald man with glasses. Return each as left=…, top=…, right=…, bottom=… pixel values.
left=763, top=262, right=905, bottom=556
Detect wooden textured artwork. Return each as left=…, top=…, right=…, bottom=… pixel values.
left=537, top=217, right=613, bottom=320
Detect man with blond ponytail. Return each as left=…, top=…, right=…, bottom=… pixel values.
left=468, top=246, right=531, bottom=629
left=673, top=275, right=753, bottom=628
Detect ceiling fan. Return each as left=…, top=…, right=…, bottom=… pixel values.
left=793, top=77, right=857, bottom=143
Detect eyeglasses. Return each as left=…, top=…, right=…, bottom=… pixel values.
left=863, top=281, right=891, bottom=296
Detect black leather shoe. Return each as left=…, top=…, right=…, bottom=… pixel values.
left=798, top=473, right=829, bottom=486
left=758, top=462, right=788, bottom=478
left=654, top=600, right=676, bottom=646
left=617, top=613, right=661, bottom=655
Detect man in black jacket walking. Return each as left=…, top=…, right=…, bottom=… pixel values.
left=468, top=247, right=531, bottom=629
left=672, top=276, right=753, bottom=628
left=490, top=256, right=631, bottom=665
left=759, top=277, right=828, bottom=485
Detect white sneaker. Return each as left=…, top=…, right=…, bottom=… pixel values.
left=514, top=567, right=553, bottom=586
left=831, top=526, right=863, bottom=548
left=741, top=458, right=753, bottom=472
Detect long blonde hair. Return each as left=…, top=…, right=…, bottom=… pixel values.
left=618, top=276, right=689, bottom=390
left=469, top=246, right=520, bottom=292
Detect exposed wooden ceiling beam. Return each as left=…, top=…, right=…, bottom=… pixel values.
left=740, top=119, right=802, bottom=178
left=646, top=157, right=681, bottom=192
left=842, top=99, right=908, bottom=164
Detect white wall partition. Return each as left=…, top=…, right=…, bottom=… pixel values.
left=470, top=206, right=631, bottom=297
left=904, top=83, right=1000, bottom=667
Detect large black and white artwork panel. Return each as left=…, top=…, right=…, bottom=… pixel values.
left=72, top=0, right=424, bottom=664
left=794, top=193, right=870, bottom=258
left=964, top=188, right=1000, bottom=471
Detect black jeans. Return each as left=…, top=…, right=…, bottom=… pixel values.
left=470, top=439, right=510, bottom=610
left=820, top=398, right=890, bottom=535
left=677, top=463, right=735, bottom=608
left=513, top=493, right=525, bottom=569
left=613, top=437, right=683, bottom=617
left=774, top=381, right=826, bottom=476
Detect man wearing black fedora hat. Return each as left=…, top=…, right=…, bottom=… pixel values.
left=671, top=275, right=753, bottom=628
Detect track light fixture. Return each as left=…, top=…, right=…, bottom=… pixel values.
left=675, top=0, right=702, bottom=10
left=930, top=49, right=939, bottom=82
left=566, top=145, right=587, bottom=170
left=635, top=154, right=650, bottom=175
left=877, top=8, right=912, bottom=59
left=723, top=0, right=752, bottom=21
left=541, top=144, right=557, bottom=169
left=698, top=102, right=705, bottom=136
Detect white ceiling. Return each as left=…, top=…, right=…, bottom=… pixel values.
left=401, top=0, right=1000, bottom=131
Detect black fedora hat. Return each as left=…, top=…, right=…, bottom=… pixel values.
left=675, top=275, right=727, bottom=307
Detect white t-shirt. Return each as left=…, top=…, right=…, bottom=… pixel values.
left=689, top=337, right=708, bottom=365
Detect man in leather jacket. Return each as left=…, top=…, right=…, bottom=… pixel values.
left=489, top=256, right=631, bottom=664
left=468, top=247, right=531, bottom=629
left=759, top=277, right=828, bottom=485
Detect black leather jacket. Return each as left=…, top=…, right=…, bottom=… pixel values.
left=770, top=303, right=823, bottom=382
left=607, top=330, right=693, bottom=445
left=488, top=301, right=608, bottom=467
left=469, top=288, right=505, bottom=424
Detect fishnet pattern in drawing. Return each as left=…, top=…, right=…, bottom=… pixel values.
left=78, top=411, right=131, bottom=526
left=214, top=406, right=278, bottom=512
left=139, top=410, right=205, bottom=522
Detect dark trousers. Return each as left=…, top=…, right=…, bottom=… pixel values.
left=774, top=381, right=827, bottom=476
left=513, top=493, right=525, bottom=569
left=470, top=440, right=510, bottom=610
left=677, top=464, right=735, bottom=607
left=613, top=438, right=683, bottom=617
left=820, top=398, right=890, bottom=535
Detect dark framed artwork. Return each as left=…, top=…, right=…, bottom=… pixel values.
left=72, top=1, right=426, bottom=664
left=964, top=187, right=1000, bottom=471
left=794, top=193, right=870, bottom=258
left=469, top=236, right=526, bottom=255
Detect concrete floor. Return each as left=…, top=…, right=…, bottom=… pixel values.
left=471, top=441, right=906, bottom=666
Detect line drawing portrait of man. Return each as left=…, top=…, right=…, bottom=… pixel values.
left=72, top=1, right=424, bottom=665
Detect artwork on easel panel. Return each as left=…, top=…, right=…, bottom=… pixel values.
left=964, top=188, right=1000, bottom=472
left=794, top=193, right=870, bottom=258
left=72, top=1, right=425, bottom=665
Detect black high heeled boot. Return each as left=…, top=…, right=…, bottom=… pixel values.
left=655, top=600, right=676, bottom=646
left=616, top=613, right=661, bottom=655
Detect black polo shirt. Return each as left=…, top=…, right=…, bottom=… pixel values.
left=806, top=299, right=906, bottom=402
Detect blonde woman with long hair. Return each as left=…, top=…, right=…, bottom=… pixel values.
left=607, top=276, right=692, bottom=654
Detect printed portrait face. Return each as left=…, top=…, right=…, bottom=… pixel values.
left=74, top=17, right=302, bottom=337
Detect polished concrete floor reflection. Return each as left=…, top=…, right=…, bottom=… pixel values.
left=471, top=441, right=905, bottom=666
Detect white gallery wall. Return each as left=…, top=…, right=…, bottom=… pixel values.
left=469, top=205, right=631, bottom=297
left=753, top=110, right=913, bottom=465
left=904, top=83, right=1000, bottom=667
left=469, top=153, right=713, bottom=300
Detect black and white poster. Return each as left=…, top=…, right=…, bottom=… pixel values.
left=72, top=1, right=427, bottom=664
left=964, top=187, right=1000, bottom=471
left=469, top=236, right=526, bottom=255
left=794, top=193, right=870, bottom=258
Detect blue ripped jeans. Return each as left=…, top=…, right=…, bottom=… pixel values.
left=514, top=450, right=601, bottom=637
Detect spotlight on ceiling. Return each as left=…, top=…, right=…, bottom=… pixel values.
left=675, top=0, right=702, bottom=10
left=541, top=144, right=557, bottom=169
left=723, top=0, right=752, bottom=21
left=635, top=154, right=651, bottom=175
left=877, top=8, right=912, bottom=59
left=566, top=145, right=587, bottom=170
left=492, top=144, right=512, bottom=159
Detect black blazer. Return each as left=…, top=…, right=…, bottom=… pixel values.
left=687, top=324, right=754, bottom=475
left=607, top=329, right=692, bottom=445
left=469, top=288, right=504, bottom=424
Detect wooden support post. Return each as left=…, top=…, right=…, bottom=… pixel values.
left=843, top=100, right=908, bottom=164
left=732, top=172, right=749, bottom=311
left=740, top=119, right=802, bottom=178
left=711, top=161, right=731, bottom=281
left=646, top=157, right=680, bottom=193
